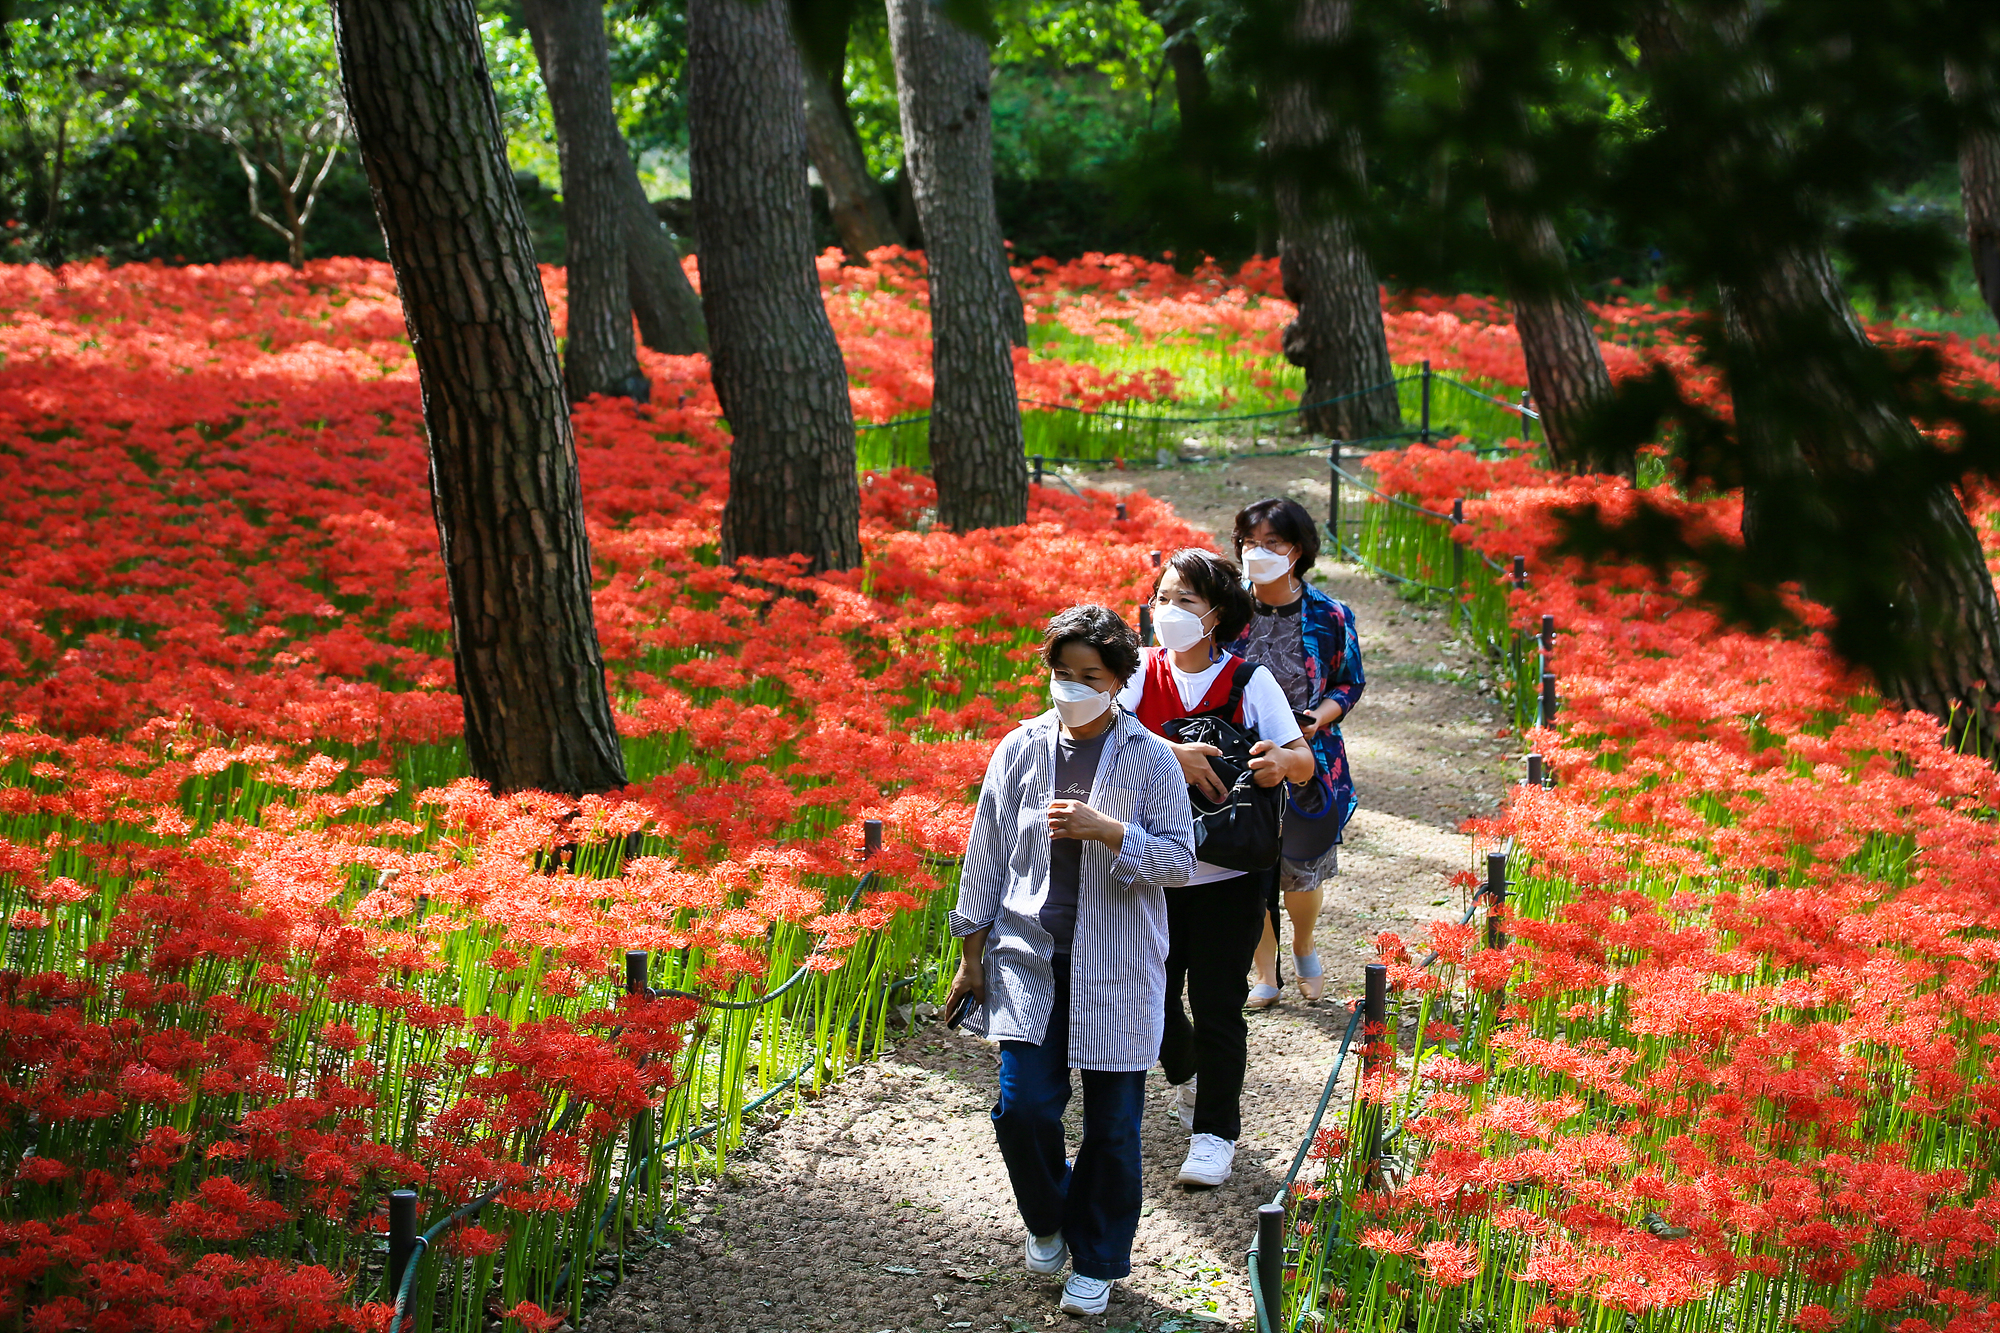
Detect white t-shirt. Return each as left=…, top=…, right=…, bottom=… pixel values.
left=1117, top=649, right=1304, bottom=885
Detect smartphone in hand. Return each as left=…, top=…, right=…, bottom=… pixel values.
left=945, top=990, right=977, bottom=1029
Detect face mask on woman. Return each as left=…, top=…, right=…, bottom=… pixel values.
left=1242, top=547, right=1293, bottom=586
left=1050, top=677, right=1113, bottom=727
left=1153, top=603, right=1213, bottom=653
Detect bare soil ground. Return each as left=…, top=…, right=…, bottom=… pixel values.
left=584, top=453, right=1516, bottom=1333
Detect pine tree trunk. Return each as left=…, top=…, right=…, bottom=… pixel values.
left=1485, top=168, right=1612, bottom=470
left=1269, top=0, right=1401, bottom=440
left=619, top=164, right=707, bottom=355
left=1719, top=246, right=2000, bottom=748
left=687, top=0, right=861, bottom=572
left=331, top=0, right=628, bottom=795
left=1947, top=59, right=2000, bottom=328
left=803, top=65, right=903, bottom=261
left=1637, top=5, right=2000, bottom=749
left=886, top=0, right=1027, bottom=531
left=518, top=0, right=646, bottom=402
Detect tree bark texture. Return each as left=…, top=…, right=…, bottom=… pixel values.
left=803, top=66, right=903, bottom=261
left=1720, top=246, right=2000, bottom=748
left=331, top=0, right=629, bottom=795
left=1947, top=59, right=2000, bottom=328
left=1138, top=0, right=1210, bottom=125
left=518, top=0, right=647, bottom=401
left=1488, top=197, right=1611, bottom=468
left=687, top=0, right=862, bottom=572
left=886, top=0, right=1028, bottom=531
left=1269, top=0, right=1401, bottom=440
left=618, top=159, right=708, bottom=354
left=1637, top=5, right=2000, bottom=749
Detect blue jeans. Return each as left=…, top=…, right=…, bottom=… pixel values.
left=992, top=955, right=1147, bottom=1281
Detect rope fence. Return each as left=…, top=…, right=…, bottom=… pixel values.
left=856, top=360, right=1543, bottom=472
left=1243, top=441, right=1565, bottom=1329
left=380, top=821, right=962, bottom=1331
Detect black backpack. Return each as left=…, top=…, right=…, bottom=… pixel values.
left=1161, top=659, right=1285, bottom=873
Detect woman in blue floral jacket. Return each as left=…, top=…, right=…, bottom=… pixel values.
left=1229, top=497, right=1365, bottom=1005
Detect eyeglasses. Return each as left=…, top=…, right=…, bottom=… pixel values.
left=1240, top=538, right=1296, bottom=556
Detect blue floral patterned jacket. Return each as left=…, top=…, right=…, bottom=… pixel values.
left=1230, top=584, right=1365, bottom=838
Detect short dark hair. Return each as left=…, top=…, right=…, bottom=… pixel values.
left=1042, top=604, right=1141, bottom=682
left=1153, top=548, right=1256, bottom=645
left=1234, top=497, right=1321, bottom=580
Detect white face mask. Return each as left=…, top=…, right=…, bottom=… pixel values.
left=1050, top=678, right=1112, bottom=727
left=1243, top=547, right=1294, bottom=586
left=1153, top=603, right=1213, bottom=654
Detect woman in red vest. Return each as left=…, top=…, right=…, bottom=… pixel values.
left=1114, top=548, right=1315, bottom=1188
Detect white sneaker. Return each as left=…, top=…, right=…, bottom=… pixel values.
left=1024, top=1230, right=1068, bottom=1275
left=1177, top=1132, right=1236, bottom=1187
left=1172, top=1074, right=1198, bottom=1130
left=1060, top=1273, right=1112, bottom=1315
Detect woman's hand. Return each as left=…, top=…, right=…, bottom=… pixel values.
left=1249, top=738, right=1316, bottom=787
left=1048, top=799, right=1126, bottom=853
left=1300, top=699, right=1344, bottom=741
left=944, top=927, right=990, bottom=1019
left=1170, top=740, right=1229, bottom=802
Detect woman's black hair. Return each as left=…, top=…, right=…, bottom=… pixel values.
left=1234, top=496, right=1321, bottom=581
left=1042, top=604, right=1141, bottom=682
left=1153, top=548, right=1256, bottom=645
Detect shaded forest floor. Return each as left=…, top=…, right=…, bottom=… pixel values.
left=582, top=454, right=1515, bottom=1333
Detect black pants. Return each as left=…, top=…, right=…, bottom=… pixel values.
left=1159, top=870, right=1269, bottom=1142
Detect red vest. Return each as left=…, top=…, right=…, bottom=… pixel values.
left=1133, top=649, right=1256, bottom=737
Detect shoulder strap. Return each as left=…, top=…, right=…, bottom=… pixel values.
left=1221, top=656, right=1260, bottom=722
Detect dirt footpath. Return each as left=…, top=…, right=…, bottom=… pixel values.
left=583, top=453, right=1515, bottom=1333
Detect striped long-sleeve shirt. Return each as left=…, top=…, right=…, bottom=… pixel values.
left=949, top=707, right=1195, bottom=1071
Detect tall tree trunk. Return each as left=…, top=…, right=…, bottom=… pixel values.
left=1451, top=0, right=1609, bottom=465
left=886, top=0, right=1027, bottom=531
left=619, top=164, right=708, bottom=354
left=1946, top=58, right=2000, bottom=328
left=330, top=0, right=628, bottom=795
left=1269, top=0, right=1400, bottom=440
left=804, top=64, right=903, bottom=261
left=1638, top=5, right=2000, bottom=750
left=1139, top=0, right=1210, bottom=126
left=687, top=0, right=861, bottom=572
left=1489, top=195, right=1612, bottom=468
left=519, top=0, right=647, bottom=401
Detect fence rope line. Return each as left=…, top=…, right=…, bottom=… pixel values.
left=645, top=869, right=876, bottom=1010
left=854, top=375, right=1419, bottom=433
left=1240, top=750, right=1529, bottom=1333
left=386, top=863, right=917, bottom=1326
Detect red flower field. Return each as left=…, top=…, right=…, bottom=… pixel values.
left=1, top=250, right=1995, bottom=1332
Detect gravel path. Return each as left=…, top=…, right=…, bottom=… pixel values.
left=584, top=454, right=1515, bottom=1333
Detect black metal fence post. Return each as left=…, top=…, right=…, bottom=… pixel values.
left=1115, top=501, right=1127, bottom=522
left=1539, top=613, right=1554, bottom=655
left=1419, top=360, right=1433, bottom=443
left=1032, top=455, right=1044, bottom=488
left=1525, top=753, right=1544, bottom=788
left=1450, top=498, right=1465, bottom=627
left=1360, top=962, right=1387, bottom=1178
left=1150, top=549, right=1162, bottom=569
left=1486, top=851, right=1509, bottom=1014
left=863, top=818, right=883, bottom=860
left=1539, top=671, right=1557, bottom=729
left=1512, top=555, right=1527, bottom=590
left=388, top=1189, right=417, bottom=1309
left=1255, top=1202, right=1286, bottom=1329
left=1485, top=852, right=1508, bottom=953
left=1138, top=605, right=1154, bottom=646
left=625, top=951, right=655, bottom=1203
